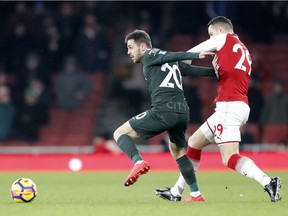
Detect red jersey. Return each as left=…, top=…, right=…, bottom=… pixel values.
left=213, top=33, right=251, bottom=104
left=187, top=33, right=252, bottom=104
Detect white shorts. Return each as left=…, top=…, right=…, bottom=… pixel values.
left=200, top=101, right=250, bottom=144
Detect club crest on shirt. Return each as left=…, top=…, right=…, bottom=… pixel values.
left=147, top=48, right=166, bottom=56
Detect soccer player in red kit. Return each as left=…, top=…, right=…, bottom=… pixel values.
left=155, top=16, right=282, bottom=202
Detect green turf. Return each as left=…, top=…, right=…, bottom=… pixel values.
left=0, top=171, right=286, bottom=216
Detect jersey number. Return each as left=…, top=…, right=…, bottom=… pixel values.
left=233, top=44, right=252, bottom=75
left=160, top=63, right=183, bottom=90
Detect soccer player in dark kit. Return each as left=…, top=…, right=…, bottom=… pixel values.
left=113, top=29, right=215, bottom=202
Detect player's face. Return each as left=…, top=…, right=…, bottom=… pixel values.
left=127, top=39, right=144, bottom=63
left=208, top=25, right=222, bottom=38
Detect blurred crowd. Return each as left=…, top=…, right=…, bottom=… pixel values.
left=0, top=1, right=286, bottom=144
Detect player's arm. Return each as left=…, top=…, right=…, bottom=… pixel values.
left=144, top=48, right=212, bottom=66
left=160, top=51, right=200, bottom=63
left=183, top=34, right=226, bottom=64
left=187, top=34, right=227, bottom=53
left=178, top=62, right=216, bottom=77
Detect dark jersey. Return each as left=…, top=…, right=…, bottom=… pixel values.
left=142, top=48, right=200, bottom=113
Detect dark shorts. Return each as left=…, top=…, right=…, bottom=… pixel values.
left=129, top=109, right=189, bottom=148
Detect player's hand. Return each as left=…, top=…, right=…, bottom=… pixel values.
left=199, top=51, right=215, bottom=59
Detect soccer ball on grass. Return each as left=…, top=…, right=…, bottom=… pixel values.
left=10, top=178, right=37, bottom=203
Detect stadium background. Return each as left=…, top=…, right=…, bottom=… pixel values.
left=0, top=1, right=287, bottom=171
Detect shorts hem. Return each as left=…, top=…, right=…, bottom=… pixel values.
left=217, top=141, right=240, bottom=145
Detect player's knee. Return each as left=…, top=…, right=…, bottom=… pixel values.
left=169, top=142, right=184, bottom=159
left=188, top=135, right=196, bottom=146
left=113, top=128, right=122, bottom=142
left=188, top=135, right=200, bottom=150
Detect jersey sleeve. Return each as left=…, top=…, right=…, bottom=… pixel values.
left=178, top=62, right=216, bottom=77
left=187, top=34, right=227, bottom=52
left=143, top=48, right=200, bottom=66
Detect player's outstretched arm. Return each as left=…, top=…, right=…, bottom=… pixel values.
left=160, top=51, right=200, bottom=64
left=179, top=62, right=215, bottom=77
left=144, top=49, right=201, bottom=66
left=187, top=34, right=226, bottom=53
left=145, top=49, right=212, bottom=66
left=182, top=34, right=226, bottom=65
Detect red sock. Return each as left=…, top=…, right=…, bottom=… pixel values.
left=227, top=154, right=242, bottom=170
left=186, top=146, right=202, bottom=161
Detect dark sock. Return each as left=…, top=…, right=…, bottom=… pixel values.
left=117, top=134, right=142, bottom=164
left=131, top=155, right=143, bottom=163
left=176, top=155, right=199, bottom=192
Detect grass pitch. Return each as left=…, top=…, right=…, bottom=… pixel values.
left=0, top=171, right=286, bottom=216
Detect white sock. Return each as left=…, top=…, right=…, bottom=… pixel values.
left=235, top=156, right=271, bottom=187
left=170, top=160, right=200, bottom=196
left=170, top=174, right=187, bottom=196
left=135, top=160, right=143, bottom=165
left=190, top=191, right=201, bottom=197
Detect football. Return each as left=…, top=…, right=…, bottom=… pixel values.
left=10, top=178, right=37, bottom=203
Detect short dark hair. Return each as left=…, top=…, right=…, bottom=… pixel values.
left=125, top=29, right=152, bottom=48
left=207, top=16, right=233, bottom=31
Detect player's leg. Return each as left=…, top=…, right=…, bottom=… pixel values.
left=156, top=115, right=214, bottom=200
left=170, top=128, right=211, bottom=197
left=156, top=113, right=205, bottom=202
left=113, top=111, right=154, bottom=186
left=186, top=129, right=211, bottom=170
left=167, top=114, right=200, bottom=196
left=169, top=140, right=205, bottom=202
left=216, top=102, right=281, bottom=202
left=113, top=120, right=142, bottom=163
left=169, top=142, right=199, bottom=191
left=219, top=143, right=282, bottom=202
